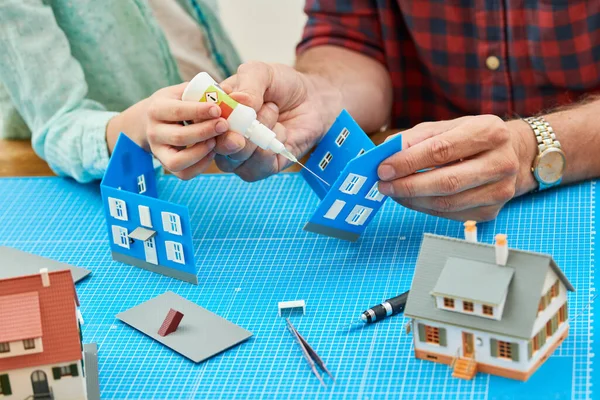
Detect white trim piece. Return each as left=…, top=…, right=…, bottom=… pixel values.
left=138, top=205, right=152, bottom=228
left=111, top=225, right=129, bottom=249
left=165, top=241, right=185, bottom=264
left=324, top=200, right=346, bottom=220
left=335, top=127, right=350, bottom=146
left=339, top=173, right=367, bottom=195
left=137, top=174, right=147, bottom=194
left=108, top=197, right=128, bottom=221
left=318, top=152, right=333, bottom=170
left=365, top=181, right=385, bottom=202
left=278, top=300, right=306, bottom=317
left=345, top=205, right=373, bottom=226
left=161, top=212, right=182, bottom=235
left=357, top=149, right=366, bottom=156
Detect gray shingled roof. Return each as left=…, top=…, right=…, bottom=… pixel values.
left=404, top=234, right=575, bottom=339
left=431, top=258, right=515, bottom=306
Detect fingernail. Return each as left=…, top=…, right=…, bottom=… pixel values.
left=209, top=107, right=221, bottom=118
left=378, top=165, right=395, bottom=180
left=266, top=102, right=279, bottom=112
left=378, top=182, right=394, bottom=195
left=225, top=137, right=244, bottom=151
left=208, top=151, right=216, bottom=160
left=207, top=139, right=216, bottom=149
left=216, top=120, right=228, bottom=133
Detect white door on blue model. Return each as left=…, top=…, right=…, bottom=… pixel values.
left=144, top=237, right=158, bottom=265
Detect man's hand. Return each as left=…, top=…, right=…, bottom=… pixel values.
left=377, top=115, right=538, bottom=221
left=213, top=62, right=341, bottom=182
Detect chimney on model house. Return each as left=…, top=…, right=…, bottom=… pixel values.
left=495, top=234, right=509, bottom=266
left=464, top=220, right=477, bottom=243
left=39, top=268, right=50, bottom=287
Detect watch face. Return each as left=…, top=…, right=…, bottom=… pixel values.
left=536, top=149, right=566, bottom=184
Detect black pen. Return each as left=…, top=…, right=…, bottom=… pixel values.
left=359, top=291, right=409, bottom=323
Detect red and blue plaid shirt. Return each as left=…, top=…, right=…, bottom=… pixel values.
left=298, top=1, right=600, bottom=128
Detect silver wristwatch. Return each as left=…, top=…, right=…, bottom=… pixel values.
left=523, top=116, right=566, bottom=191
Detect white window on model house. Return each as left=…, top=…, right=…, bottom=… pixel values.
left=137, top=174, right=147, bottom=194
left=0, top=342, right=9, bottom=353
left=324, top=200, right=346, bottom=220
left=165, top=241, right=185, bottom=264
left=365, top=181, right=385, bottom=202
left=345, top=205, right=373, bottom=226
left=52, top=364, right=79, bottom=379
left=339, top=173, right=367, bottom=195
left=335, top=128, right=350, bottom=146
left=319, top=152, right=333, bottom=170
left=111, top=226, right=130, bottom=249
left=108, top=197, right=128, bottom=221
left=161, top=212, right=182, bottom=235
left=138, top=205, right=152, bottom=228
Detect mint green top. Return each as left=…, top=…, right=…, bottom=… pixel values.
left=0, top=0, right=241, bottom=182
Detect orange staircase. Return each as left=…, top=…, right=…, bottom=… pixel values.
left=452, top=358, right=477, bottom=380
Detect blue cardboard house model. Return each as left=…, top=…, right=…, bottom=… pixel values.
left=301, top=110, right=403, bottom=242
left=100, top=134, right=198, bottom=284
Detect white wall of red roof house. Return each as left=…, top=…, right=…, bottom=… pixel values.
left=0, top=338, right=43, bottom=359
left=1, top=360, right=86, bottom=399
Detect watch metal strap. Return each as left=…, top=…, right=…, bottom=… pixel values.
left=522, top=116, right=562, bottom=191
left=523, top=116, right=562, bottom=153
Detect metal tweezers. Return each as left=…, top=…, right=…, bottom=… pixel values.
left=285, top=318, right=335, bottom=387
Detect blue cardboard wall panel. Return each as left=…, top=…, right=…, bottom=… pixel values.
left=302, top=110, right=402, bottom=241
left=307, top=134, right=403, bottom=238
left=101, top=134, right=158, bottom=198
left=301, top=109, right=375, bottom=198
left=100, top=133, right=197, bottom=282
left=101, top=186, right=196, bottom=276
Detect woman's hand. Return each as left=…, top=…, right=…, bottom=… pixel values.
left=145, top=83, right=230, bottom=179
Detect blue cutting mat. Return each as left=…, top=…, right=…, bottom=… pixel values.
left=0, top=174, right=595, bottom=400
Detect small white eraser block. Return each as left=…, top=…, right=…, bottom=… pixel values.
left=278, top=300, right=306, bottom=316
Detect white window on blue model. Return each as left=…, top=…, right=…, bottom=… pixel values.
left=339, top=173, right=367, bottom=195
left=165, top=241, right=186, bottom=264
left=319, top=152, right=333, bottom=170
left=324, top=200, right=346, bottom=220
left=161, top=212, right=182, bottom=235
left=345, top=205, right=373, bottom=226
left=111, top=226, right=130, bottom=249
left=335, top=128, right=350, bottom=146
left=365, top=181, right=385, bottom=202
left=108, top=197, right=128, bottom=221
left=138, top=205, right=152, bottom=228
left=137, top=174, right=147, bottom=194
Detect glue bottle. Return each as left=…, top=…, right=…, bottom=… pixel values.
left=182, top=72, right=297, bottom=162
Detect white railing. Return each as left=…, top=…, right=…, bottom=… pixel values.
left=450, top=346, right=462, bottom=369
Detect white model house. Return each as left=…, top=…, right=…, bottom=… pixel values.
left=0, top=270, right=87, bottom=399
left=404, top=223, right=574, bottom=381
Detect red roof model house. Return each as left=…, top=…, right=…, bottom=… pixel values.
left=0, top=269, right=87, bottom=399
